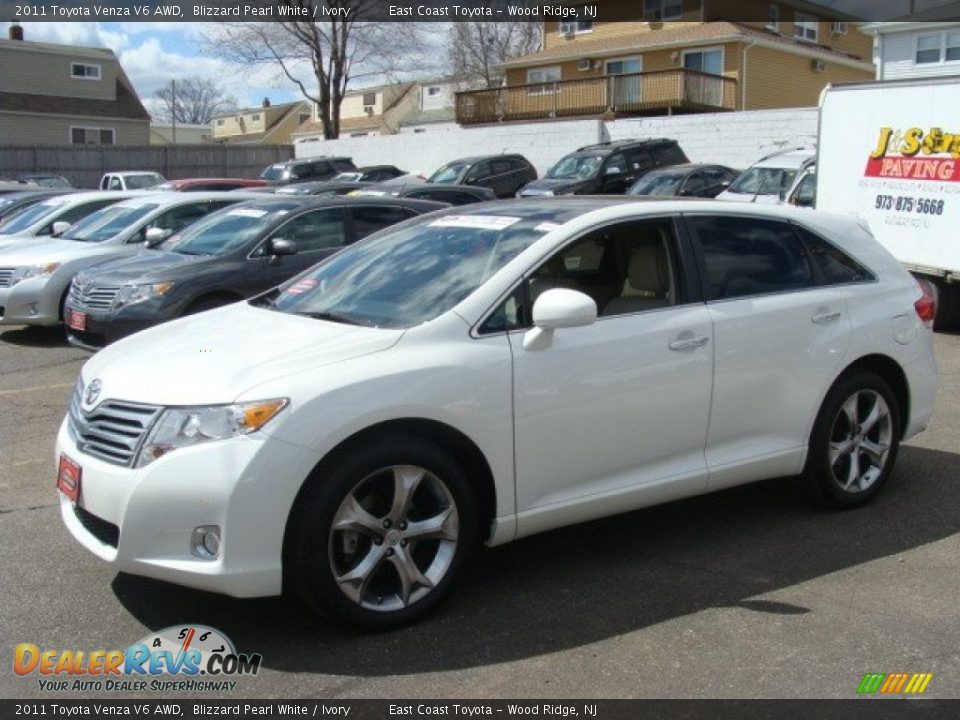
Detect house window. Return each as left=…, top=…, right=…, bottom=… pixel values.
left=427, top=86, right=442, bottom=96
left=70, top=63, right=101, bottom=80
left=250, top=113, right=260, bottom=121
left=947, top=32, right=960, bottom=61
left=216, top=119, right=225, bottom=126
left=683, top=48, right=724, bottom=75
left=794, top=15, right=818, bottom=42
left=916, top=34, right=942, bottom=63
left=70, top=127, right=115, bottom=145
left=643, top=0, right=683, bottom=21
left=766, top=5, right=779, bottom=31
left=527, top=66, right=562, bottom=95
left=362, top=92, right=377, bottom=106
left=576, top=21, right=594, bottom=32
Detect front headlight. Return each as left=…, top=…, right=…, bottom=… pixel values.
left=135, top=399, right=288, bottom=468
left=113, top=282, right=174, bottom=310
left=9, top=263, right=60, bottom=286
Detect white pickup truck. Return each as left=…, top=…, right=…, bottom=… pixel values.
left=814, top=77, right=960, bottom=329
left=99, top=171, right=166, bottom=191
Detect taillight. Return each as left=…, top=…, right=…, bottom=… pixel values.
left=914, top=278, right=936, bottom=328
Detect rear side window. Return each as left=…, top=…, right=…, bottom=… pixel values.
left=332, top=159, right=356, bottom=171
left=653, top=144, right=686, bottom=165
left=689, top=216, right=814, bottom=300
left=793, top=224, right=874, bottom=285
left=350, top=205, right=411, bottom=239
left=273, top=208, right=346, bottom=251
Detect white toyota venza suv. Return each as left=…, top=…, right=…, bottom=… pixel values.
left=56, top=198, right=938, bottom=627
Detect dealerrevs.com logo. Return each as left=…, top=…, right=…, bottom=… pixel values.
left=14, top=625, right=261, bottom=692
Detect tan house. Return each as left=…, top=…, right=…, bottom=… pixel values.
left=150, top=123, right=210, bottom=145
left=0, top=27, right=150, bottom=145
left=456, top=0, right=875, bottom=125
left=294, top=83, right=420, bottom=140
left=210, top=99, right=311, bottom=145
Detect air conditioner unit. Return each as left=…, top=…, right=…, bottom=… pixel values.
left=559, top=22, right=574, bottom=36
left=831, top=21, right=848, bottom=35
left=363, top=105, right=375, bottom=115
left=577, top=59, right=592, bottom=71
left=811, top=58, right=826, bottom=72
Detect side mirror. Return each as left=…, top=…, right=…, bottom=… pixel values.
left=792, top=191, right=815, bottom=208
left=144, top=227, right=170, bottom=247
left=524, top=289, right=597, bottom=351
left=51, top=221, right=72, bottom=236
left=269, top=238, right=298, bottom=256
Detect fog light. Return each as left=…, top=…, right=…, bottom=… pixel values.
left=190, top=525, right=221, bottom=560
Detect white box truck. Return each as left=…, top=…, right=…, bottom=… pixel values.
left=816, top=77, right=960, bottom=329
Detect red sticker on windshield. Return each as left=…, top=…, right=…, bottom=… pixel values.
left=285, top=278, right=317, bottom=295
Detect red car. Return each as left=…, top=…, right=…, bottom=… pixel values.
left=153, top=178, right=267, bottom=192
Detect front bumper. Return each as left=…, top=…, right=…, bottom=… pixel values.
left=55, top=416, right=321, bottom=598
left=64, top=303, right=156, bottom=350
left=0, top=278, right=61, bottom=326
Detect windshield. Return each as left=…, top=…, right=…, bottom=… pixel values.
left=427, top=163, right=468, bottom=184
left=153, top=182, right=178, bottom=191
left=0, top=198, right=65, bottom=235
left=263, top=214, right=552, bottom=328
left=261, top=164, right=287, bottom=182
left=727, top=167, right=797, bottom=196
left=547, top=155, right=603, bottom=180
left=629, top=172, right=684, bottom=196
left=125, top=174, right=164, bottom=189
left=161, top=205, right=281, bottom=256
left=61, top=203, right=158, bottom=243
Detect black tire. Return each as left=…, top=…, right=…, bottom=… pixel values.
left=285, top=433, right=478, bottom=629
left=931, top=279, right=960, bottom=332
left=803, top=370, right=901, bottom=509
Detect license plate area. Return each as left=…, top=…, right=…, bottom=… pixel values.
left=57, top=453, right=82, bottom=503
left=68, top=310, right=87, bottom=332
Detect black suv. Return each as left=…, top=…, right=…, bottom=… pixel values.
left=517, top=138, right=688, bottom=197
left=427, top=154, right=537, bottom=198
left=261, top=157, right=357, bottom=186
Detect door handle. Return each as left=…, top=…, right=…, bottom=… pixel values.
left=669, top=335, right=710, bottom=351
left=811, top=311, right=842, bottom=324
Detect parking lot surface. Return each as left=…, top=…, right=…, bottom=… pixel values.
left=1, top=325, right=958, bottom=699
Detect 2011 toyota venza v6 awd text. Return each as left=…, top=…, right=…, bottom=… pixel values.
left=56, top=199, right=938, bottom=627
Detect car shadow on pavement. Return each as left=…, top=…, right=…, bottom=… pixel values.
left=112, top=444, right=960, bottom=676
left=0, top=326, right=71, bottom=348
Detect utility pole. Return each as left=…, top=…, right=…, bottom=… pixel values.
left=172, top=79, right=177, bottom=145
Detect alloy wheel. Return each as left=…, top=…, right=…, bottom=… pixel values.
left=328, top=465, right=459, bottom=612
left=828, top=389, right=894, bottom=494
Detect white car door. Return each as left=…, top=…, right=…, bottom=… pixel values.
left=684, top=214, right=852, bottom=490
left=504, top=217, right=714, bottom=538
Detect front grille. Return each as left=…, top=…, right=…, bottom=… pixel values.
left=74, top=506, right=119, bottom=548
left=69, top=281, right=121, bottom=310
left=68, top=381, right=161, bottom=466
left=0, top=268, right=14, bottom=288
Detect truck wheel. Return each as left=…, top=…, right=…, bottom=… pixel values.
left=931, top=279, right=960, bottom=331
left=803, top=371, right=901, bottom=509
left=285, top=434, right=478, bottom=628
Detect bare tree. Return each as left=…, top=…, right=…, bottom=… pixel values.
left=447, top=22, right=542, bottom=89
left=155, top=77, right=238, bottom=124
left=203, top=1, right=423, bottom=140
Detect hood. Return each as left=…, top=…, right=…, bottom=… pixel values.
left=76, top=250, right=205, bottom=285
left=518, top=177, right=592, bottom=195
left=0, top=238, right=116, bottom=264
left=81, top=302, right=404, bottom=406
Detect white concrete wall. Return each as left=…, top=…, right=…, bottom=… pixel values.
left=296, top=109, right=820, bottom=175
left=604, top=109, right=819, bottom=170
left=297, top=119, right=603, bottom=176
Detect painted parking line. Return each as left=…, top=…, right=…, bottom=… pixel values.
left=0, top=383, right=74, bottom=397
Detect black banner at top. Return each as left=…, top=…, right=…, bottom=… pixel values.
left=0, top=0, right=953, bottom=23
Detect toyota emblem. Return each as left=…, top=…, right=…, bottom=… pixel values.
left=84, top=379, right=102, bottom=406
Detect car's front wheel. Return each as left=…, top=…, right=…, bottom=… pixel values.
left=286, top=435, right=478, bottom=628
left=804, top=371, right=901, bottom=508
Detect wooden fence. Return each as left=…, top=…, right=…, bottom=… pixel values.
left=0, top=144, right=296, bottom=189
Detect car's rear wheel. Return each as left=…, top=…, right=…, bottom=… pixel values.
left=286, top=435, right=477, bottom=628
left=804, top=371, right=901, bottom=508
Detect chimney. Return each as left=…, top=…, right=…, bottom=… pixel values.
left=9, top=22, right=24, bottom=41
left=262, top=97, right=271, bottom=108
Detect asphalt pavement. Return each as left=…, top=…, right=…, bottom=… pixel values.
left=1, top=324, right=958, bottom=699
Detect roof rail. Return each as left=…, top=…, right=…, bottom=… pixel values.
left=756, top=146, right=815, bottom=163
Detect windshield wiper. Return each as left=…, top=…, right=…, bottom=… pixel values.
left=293, top=311, right=360, bottom=325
